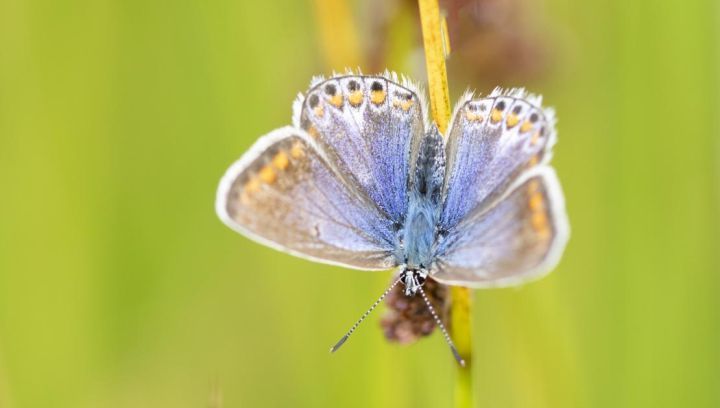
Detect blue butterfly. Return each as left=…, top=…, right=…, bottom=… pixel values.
left=216, top=73, right=569, bottom=364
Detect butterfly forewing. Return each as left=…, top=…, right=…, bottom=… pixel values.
left=298, top=75, right=426, bottom=223
left=216, top=127, right=397, bottom=270
left=441, top=91, right=555, bottom=230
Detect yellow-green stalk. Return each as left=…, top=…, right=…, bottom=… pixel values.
left=312, top=0, right=363, bottom=71
left=418, top=0, right=474, bottom=407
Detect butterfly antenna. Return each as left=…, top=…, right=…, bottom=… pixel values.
left=418, top=286, right=466, bottom=367
left=330, top=276, right=402, bottom=353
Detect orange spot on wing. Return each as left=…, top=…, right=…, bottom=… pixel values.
left=531, top=211, right=548, bottom=233
left=313, top=105, right=324, bottom=117
left=527, top=180, right=551, bottom=239
left=393, top=98, right=414, bottom=111
left=464, top=111, right=484, bottom=122
left=348, top=91, right=363, bottom=106
left=506, top=113, right=519, bottom=128
left=272, top=151, right=289, bottom=170
left=529, top=191, right=544, bottom=211
left=258, top=165, right=276, bottom=184
left=491, top=109, right=503, bottom=123
left=290, top=142, right=304, bottom=158
left=329, top=93, right=343, bottom=107
left=520, top=120, right=533, bottom=133
left=370, top=90, right=386, bottom=105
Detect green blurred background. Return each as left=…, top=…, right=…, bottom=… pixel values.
left=0, top=0, right=718, bottom=406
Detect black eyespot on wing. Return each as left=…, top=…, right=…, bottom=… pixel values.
left=512, top=105, right=522, bottom=114
left=308, top=94, right=319, bottom=108
left=496, top=100, right=506, bottom=111
left=371, top=81, right=383, bottom=92
left=324, top=83, right=337, bottom=96
left=347, top=80, right=359, bottom=91
left=393, top=91, right=412, bottom=100
left=530, top=113, right=539, bottom=123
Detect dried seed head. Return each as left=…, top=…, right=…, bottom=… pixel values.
left=380, top=275, right=449, bottom=344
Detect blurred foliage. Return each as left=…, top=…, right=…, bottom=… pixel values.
left=0, top=0, right=718, bottom=407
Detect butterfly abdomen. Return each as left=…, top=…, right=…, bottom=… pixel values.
left=413, top=127, right=445, bottom=205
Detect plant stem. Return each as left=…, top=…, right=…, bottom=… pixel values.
left=312, top=0, right=363, bottom=71
left=417, top=0, right=451, bottom=133
left=450, top=287, right=473, bottom=407
left=418, top=1, right=474, bottom=407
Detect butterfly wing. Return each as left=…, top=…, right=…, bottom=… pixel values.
left=432, top=167, right=569, bottom=287
left=432, top=90, right=569, bottom=287
left=295, top=74, right=426, bottom=223
left=216, top=126, right=397, bottom=270
left=441, top=89, right=556, bottom=228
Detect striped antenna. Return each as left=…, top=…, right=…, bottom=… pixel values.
left=418, top=286, right=465, bottom=367
left=330, top=276, right=402, bottom=353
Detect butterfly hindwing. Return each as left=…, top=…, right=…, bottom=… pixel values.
left=432, top=167, right=569, bottom=287
left=297, top=74, right=426, bottom=223
left=216, top=127, right=397, bottom=270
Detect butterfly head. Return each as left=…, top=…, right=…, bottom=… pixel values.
left=400, top=268, right=428, bottom=296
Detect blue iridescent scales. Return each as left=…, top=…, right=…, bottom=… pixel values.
left=216, top=73, right=569, bottom=288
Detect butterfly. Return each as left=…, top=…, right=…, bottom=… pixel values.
left=216, top=72, right=569, bottom=364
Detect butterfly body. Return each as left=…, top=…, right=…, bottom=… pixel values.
left=217, top=73, right=569, bottom=291
left=400, top=127, right=445, bottom=272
